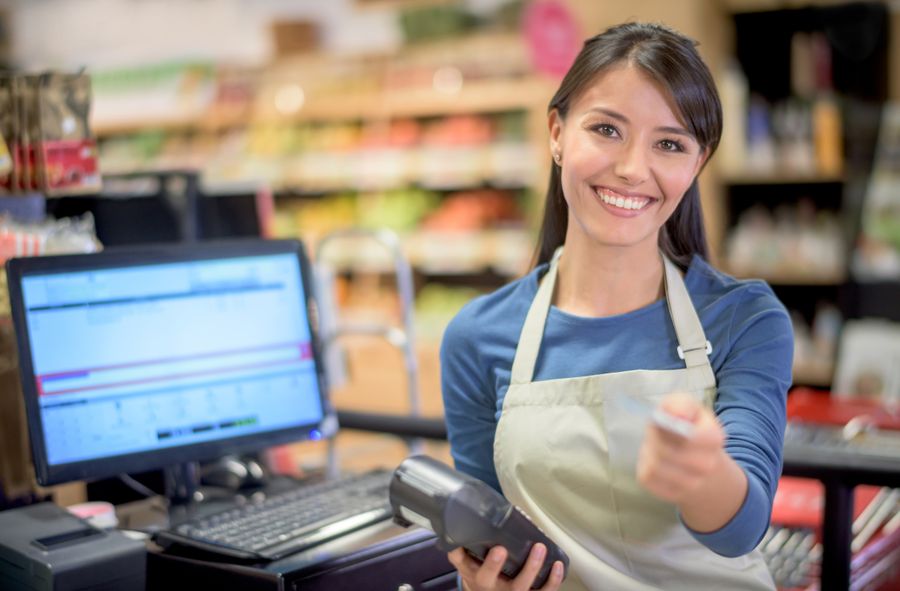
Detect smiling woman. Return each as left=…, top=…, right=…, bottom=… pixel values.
left=441, top=22, right=794, bottom=591
left=549, top=65, right=708, bottom=263
left=540, top=23, right=722, bottom=274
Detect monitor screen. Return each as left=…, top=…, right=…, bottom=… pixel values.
left=6, top=239, right=332, bottom=486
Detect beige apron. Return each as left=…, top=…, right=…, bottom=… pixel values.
left=493, top=249, right=774, bottom=591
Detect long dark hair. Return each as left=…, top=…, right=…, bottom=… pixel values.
left=535, top=22, right=722, bottom=270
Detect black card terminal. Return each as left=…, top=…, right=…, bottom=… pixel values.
left=389, top=455, right=569, bottom=588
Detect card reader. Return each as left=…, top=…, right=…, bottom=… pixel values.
left=389, top=455, right=569, bottom=588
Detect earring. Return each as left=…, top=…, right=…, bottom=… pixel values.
left=553, top=152, right=561, bottom=164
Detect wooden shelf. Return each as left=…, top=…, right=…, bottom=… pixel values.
left=720, top=171, right=845, bottom=185
left=726, top=267, right=847, bottom=286
left=92, top=77, right=553, bottom=137
left=92, top=105, right=249, bottom=137
left=285, top=228, right=531, bottom=279
left=354, top=0, right=457, bottom=9
left=270, top=179, right=531, bottom=198
left=256, top=77, right=552, bottom=124
left=722, top=0, right=852, bottom=13
left=93, top=77, right=553, bottom=138
left=793, top=360, right=834, bottom=388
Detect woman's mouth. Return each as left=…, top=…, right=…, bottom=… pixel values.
left=594, top=187, right=655, bottom=211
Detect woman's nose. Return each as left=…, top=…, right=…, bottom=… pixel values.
left=613, top=141, right=650, bottom=185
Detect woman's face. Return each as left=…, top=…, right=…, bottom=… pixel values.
left=549, top=64, right=708, bottom=252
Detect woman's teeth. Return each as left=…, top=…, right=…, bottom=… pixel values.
left=596, top=189, right=651, bottom=211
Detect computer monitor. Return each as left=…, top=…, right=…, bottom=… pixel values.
left=5, top=238, right=334, bottom=488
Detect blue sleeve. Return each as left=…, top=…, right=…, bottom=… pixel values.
left=440, top=308, right=502, bottom=492
left=685, top=285, right=793, bottom=557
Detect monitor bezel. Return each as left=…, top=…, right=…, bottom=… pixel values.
left=6, top=238, right=333, bottom=486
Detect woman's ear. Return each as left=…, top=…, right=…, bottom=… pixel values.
left=693, top=146, right=711, bottom=177
left=548, top=109, right=563, bottom=160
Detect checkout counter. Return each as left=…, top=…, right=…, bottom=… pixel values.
left=146, top=517, right=454, bottom=591
left=779, top=388, right=900, bottom=591
left=2, top=392, right=898, bottom=591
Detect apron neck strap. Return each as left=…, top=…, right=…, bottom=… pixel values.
left=510, top=247, right=715, bottom=387
left=662, top=255, right=713, bottom=370
left=510, top=247, right=561, bottom=385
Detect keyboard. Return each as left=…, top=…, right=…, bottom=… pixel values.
left=783, top=421, right=900, bottom=473
left=154, top=470, right=394, bottom=562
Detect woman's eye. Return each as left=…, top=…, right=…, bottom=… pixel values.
left=593, top=124, right=618, bottom=137
left=658, top=139, right=685, bottom=152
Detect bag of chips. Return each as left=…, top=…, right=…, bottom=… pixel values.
left=36, top=71, right=101, bottom=196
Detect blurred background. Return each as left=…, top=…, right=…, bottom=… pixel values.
left=0, top=2, right=899, bottom=582
left=0, top=0, right=898, bottom=449
left=0, top=0, right=899, bottom=465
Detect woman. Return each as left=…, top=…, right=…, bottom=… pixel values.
left=440, top=22, right=793, bottom=591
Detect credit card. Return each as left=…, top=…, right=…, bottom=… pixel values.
left=616, top=396, right=696, bottom=438
left=650, top=405, right=696, bottom=438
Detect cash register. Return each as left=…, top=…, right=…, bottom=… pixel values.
left=2, top=238, right=455, bottom=590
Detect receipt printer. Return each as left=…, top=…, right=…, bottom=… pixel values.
left=0, top=502, right=146, bottom=591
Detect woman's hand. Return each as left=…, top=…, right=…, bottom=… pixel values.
left=448, top=544, right=565, bottom=591
left=636, top=392, right=726, bottom=506
left=636, top=392, right=750, bottom=533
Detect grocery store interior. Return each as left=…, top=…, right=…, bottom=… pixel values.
left=0, top=0, right=898, bottom=589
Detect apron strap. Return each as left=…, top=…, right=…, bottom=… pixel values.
left=662, top=255, right=711, bottom=366
left=510, top=247, right=562, bottom=385
left=510, top=248, right=716, bottom=390
left=663, top=255, right=716, bottom=390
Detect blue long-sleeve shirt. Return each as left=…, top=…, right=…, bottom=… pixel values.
left=440, top=255, right=793, bottom=558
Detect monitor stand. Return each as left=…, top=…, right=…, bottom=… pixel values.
left=163, top=462, right=201, bottom=505
left=199, top=455, right=267, bottom=492
left=164, top=455, right=271, bottom=507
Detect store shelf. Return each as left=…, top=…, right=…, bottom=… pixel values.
left=89, top=30, right=551, bottom=293
left=726, top=268, right=847, bottom=286
left=92, top=108, right=248, bottom=137
left=720, top=171, right=845, bottom=185
left=298, top=228, right=531, bottom=279
left=269, top=179, right=532, bottom=198
left=792, top=360, right=834, bottom=388
left=354, top=0, right=457, bottom=9
left=89, top=25, right=551, bottom=138
left=93, top=76, right=553, bottom=137
left=276, top=77, right=549, bottom=123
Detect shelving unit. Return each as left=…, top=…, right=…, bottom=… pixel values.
left=83, top=2, right=897, bottom=374
left=721, top=176, right=847, bottom=287
left=87, top=30, right=557, bottom=342
left=720, top=173, right=845, bottom=186
left=91, top=76, right=553, bottom=136
left=719, top=1, right=896, bottom=390
left=94, top=77, right=552, bottom=138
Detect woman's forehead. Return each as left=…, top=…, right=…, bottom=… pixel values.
left=569, top=64, right=690, bottom=130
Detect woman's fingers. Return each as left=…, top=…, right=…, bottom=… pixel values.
left=637, top=393, right=727, bottom=504
left=539, top=561, right=566, bottom=591
left=449, top=548, right=490, bottom=590
left=450, top=545, right=564, bottom=591
left=510, top=543, right=546, bottom=591
left=474, top=546, right=509, bottom=589
left=658, top=392, right=700, bottom=420
left=448, top=547, right=471, bottom=570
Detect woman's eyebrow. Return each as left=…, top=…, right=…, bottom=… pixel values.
left=656, top=125, right=694, bottom=139
left=586, top=107, right=629, bottom=124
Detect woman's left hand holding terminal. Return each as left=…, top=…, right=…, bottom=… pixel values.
left=448, top=544, right=565, bottom=591
left=637, top=392, right=749, bottom=532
